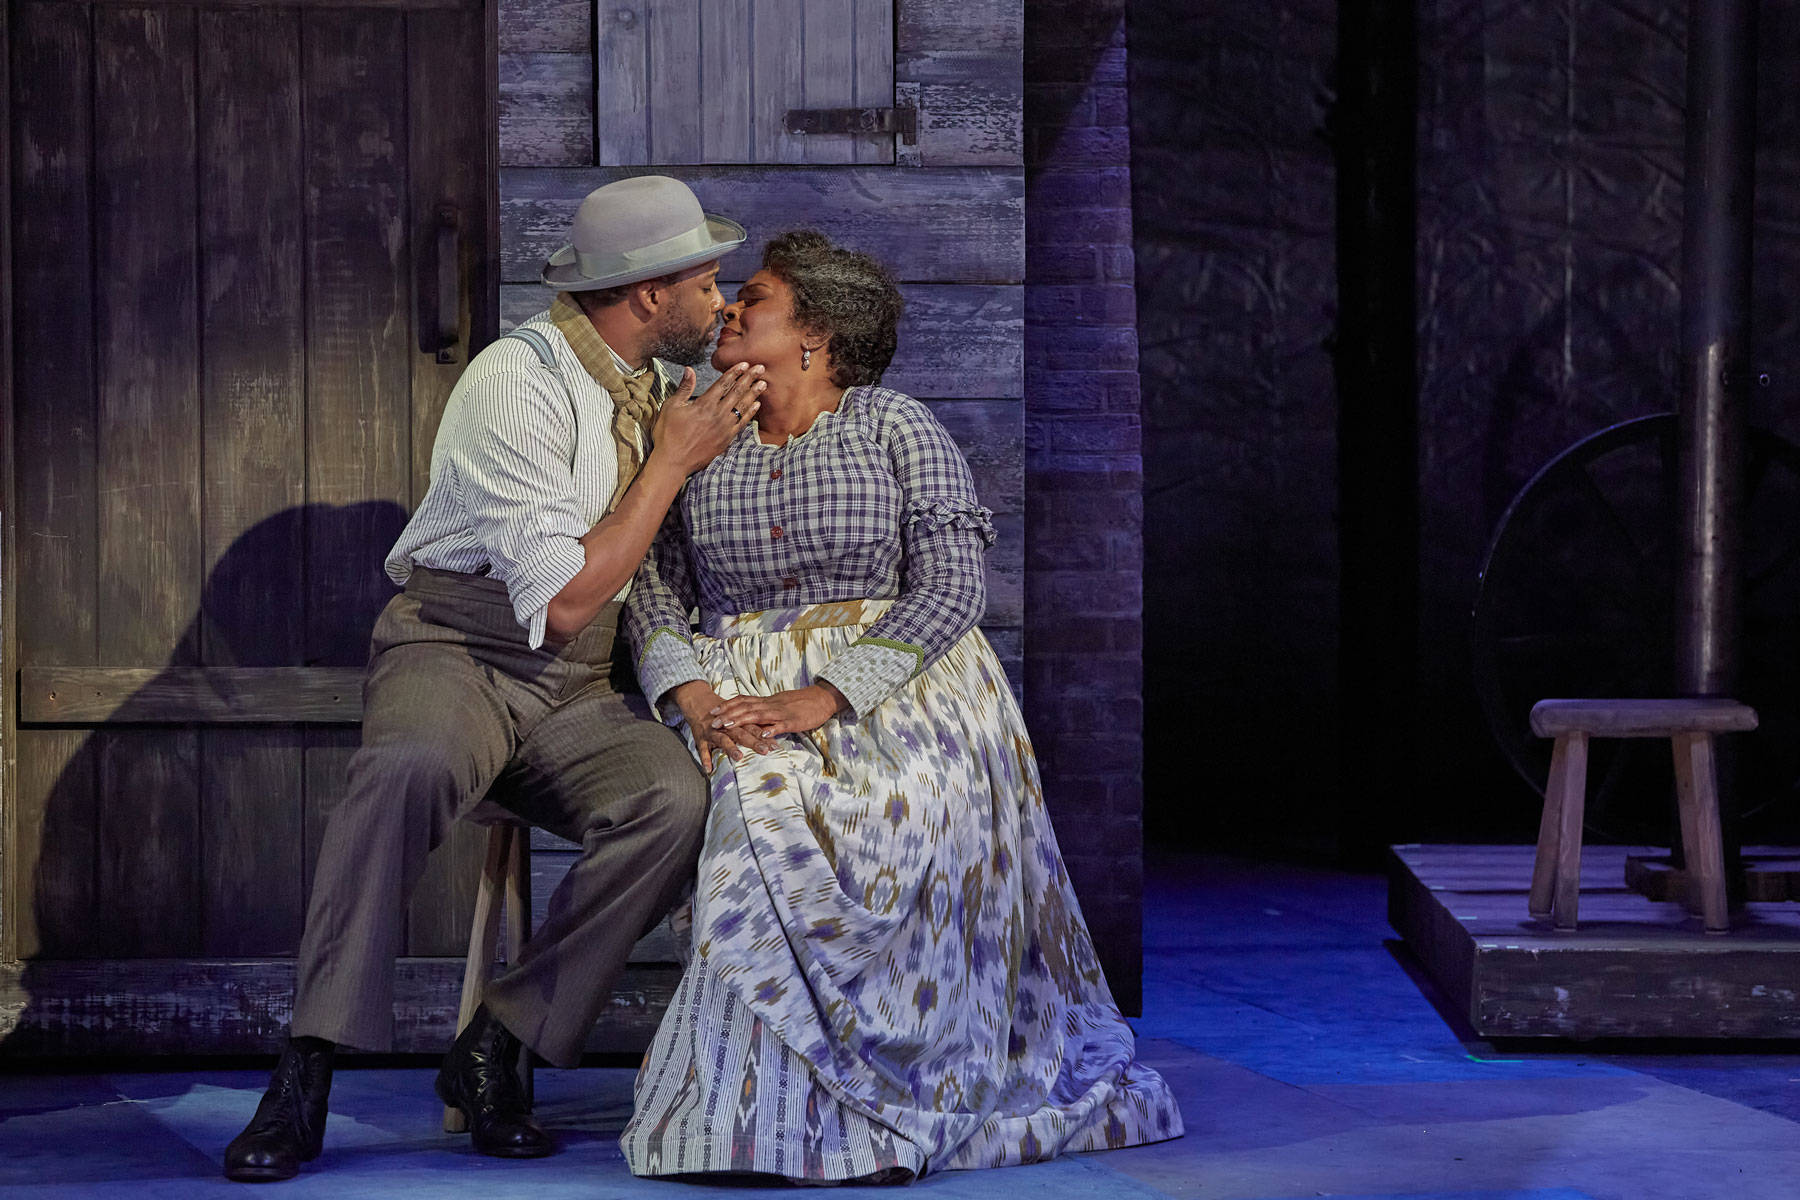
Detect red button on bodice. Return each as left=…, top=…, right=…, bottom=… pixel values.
left=770, top=525, right=784, bottom=539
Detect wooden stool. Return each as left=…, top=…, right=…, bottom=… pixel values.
left=1528, top=698, right=1757, bottom=933
left=442, top=805, right=532, bottom=1133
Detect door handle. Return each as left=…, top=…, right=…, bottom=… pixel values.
left=434, top=202, right=461, bottom=364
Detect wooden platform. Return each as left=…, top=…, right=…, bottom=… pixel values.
left=1390, top=843, right=1800, bottom=1039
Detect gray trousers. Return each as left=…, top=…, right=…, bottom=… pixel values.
left=291, top=567, right=707, bottom=1067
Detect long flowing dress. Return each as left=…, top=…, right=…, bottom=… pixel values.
left=620, top=386, right=1182, bottom=1181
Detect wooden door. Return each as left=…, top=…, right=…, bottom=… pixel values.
left=1, top=0, right=502, bottom=1054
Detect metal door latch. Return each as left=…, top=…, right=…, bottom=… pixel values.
left=784, top=83, right=921, bottom=160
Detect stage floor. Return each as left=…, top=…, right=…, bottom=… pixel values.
left=1391, top=843, right=1800, bottom=1039
left=8, top=852, right=1800, bottom=1199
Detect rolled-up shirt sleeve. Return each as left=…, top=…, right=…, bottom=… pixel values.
left=625, top=501, right=708, bottom=712
left=451, top=368, right=591, bottom=647
left=816, top=399, right=995, bottom=719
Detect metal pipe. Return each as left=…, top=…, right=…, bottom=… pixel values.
left=1675, top=0, right=1757, bottom=699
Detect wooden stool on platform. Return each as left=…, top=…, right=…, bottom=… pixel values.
left=1529, top=698, right=1757, bottom=934
left=442, top=803, right=532, bottom=1133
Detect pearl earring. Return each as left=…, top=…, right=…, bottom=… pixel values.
left=802, top=348, right=812, bottom=371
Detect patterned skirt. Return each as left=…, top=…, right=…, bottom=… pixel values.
left=620, top=600, right=1183, bottom=1181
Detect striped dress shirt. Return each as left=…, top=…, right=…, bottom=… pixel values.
left=385, top=309, right=672, bottom=648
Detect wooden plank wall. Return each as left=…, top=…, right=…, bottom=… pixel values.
left=198, top=9, right=308, bottom=956
left=5, top=2, right=491, bottom=968
left=0, top=0, right=11, bottom=976
left=499, top=0, right=1020, bottom=170
left=11, top=2, right=97, bottom=961
left=584, top=0, right=895, bottom=165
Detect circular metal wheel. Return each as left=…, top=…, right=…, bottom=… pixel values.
left=1472, top=413, right=1800, bottom=842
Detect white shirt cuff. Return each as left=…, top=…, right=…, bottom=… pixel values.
left=508, top=537, right=588, bottom=649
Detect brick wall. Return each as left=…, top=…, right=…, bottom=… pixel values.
left=1024, top=0, right=1143, bottom=1015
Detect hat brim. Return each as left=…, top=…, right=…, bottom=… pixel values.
left=541, top=215, right=749, bottom=291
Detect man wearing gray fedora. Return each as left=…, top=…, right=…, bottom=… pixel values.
left=224, top=176, right=770, bottom=1182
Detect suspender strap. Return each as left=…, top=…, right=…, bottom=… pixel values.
left=504, top=326, right=558, bottom=369
left=502, top=326, right=579, bottom=420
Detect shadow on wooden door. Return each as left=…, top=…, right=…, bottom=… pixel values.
left=4, top=501, right=406, bottom=1056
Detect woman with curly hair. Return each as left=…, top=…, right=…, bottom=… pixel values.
left=620, top=231, right=1182, bottom=1183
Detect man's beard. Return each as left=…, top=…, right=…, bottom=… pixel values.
left=642, top=306, right=717, bottom=367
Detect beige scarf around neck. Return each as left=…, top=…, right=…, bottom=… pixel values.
left=550, top=292, right=665, bottom=511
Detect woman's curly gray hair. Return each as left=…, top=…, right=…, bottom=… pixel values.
left=761, top=231, right=904, bottom=388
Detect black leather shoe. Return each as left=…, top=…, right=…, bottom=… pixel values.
left=434, top=1005, right=555, bottom=1158
left=223, top=1037, right=335, bottom=1182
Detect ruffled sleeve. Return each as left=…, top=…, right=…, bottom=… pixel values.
left=906, top=497, right=997, bottom=545
left=815, top=396, right=993, bottom=719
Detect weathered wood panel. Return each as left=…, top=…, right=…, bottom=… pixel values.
left=92, top=7, right=205, bottom=962
left=499, top=52, right=592, bottom=167
left=594, top=3, right=648, bottom=164
left=500, top=282, right=1022, bottom=397
left=647, top=0, right=702, bottom=162
left=202, top=731, right=305, bottom=955
left=198, top=8, right=306, bottom=667
left=95, top=5, right=202, bottom=668
left=701, top=0, right=751, bottom=163
left=801, top=0, right=854, bottom=166
left=498, top=0, right=585, bottom=52
left=897, top=0, right=1021, bottom=54
left=195, top=14, right=310, bottom=963
left=1392, top=844, right=1800, bottom=1038
left=2, top=0, right=12, bottom=972
left=593, top=0, right=892, bottom=165
left=304, top=10, right=413, bottom=667
left=891, top=285, right=1022, bottom=397
left=895, top=0, right=1021, bottom=167
left=11, top=731, right=95, bottom=960
left=95, top=729, right=200, bottom=957
left=10, top=3, right=98, bottom=962
left=412, top=8, right=499, bottom=499
left=501, top=166, right=1025, bottom=283
left=52, top=0, right=481, bottom=8
left=932, top=400, right=1022, bottom=626
left=0, top=959, right=679, bottom=1055
left=13, top=2, right=97, bottom=671
left=914, top=79, right=1021, bottom=167
left=751, top=0, right=804, bottom=163
left=928, top=400, right=1023, bottom=515
left=851, top=0, right=894, bottom=164
left=21, top=668, right=366, bottom=724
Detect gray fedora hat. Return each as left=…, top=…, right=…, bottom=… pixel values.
left=541, top=175, right=747, bottom=291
